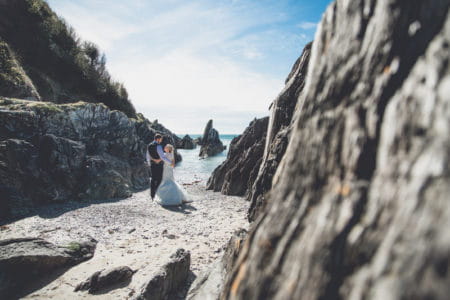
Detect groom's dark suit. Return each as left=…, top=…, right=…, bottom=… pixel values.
left=148, top=141, right=164, bottom=199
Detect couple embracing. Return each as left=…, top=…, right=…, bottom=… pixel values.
left=146, top=134, right=191, bottom=206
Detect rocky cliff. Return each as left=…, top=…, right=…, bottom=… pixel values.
left=0, top=98, right=178, bottom=222
left=247, top=42, right=312, bottom=221
left=221, top=0, right=450, bottom=299
left=206, top=117, right=268, bottom=196
left=0, top=0, right=135, bottom=117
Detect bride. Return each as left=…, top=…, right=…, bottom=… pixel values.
left=155, top=144, right=190, bottom=206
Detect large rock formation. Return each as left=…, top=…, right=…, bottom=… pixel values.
left=199, top=120, right=225, bottom=158
left=207, top=117, right=268, bottom=196
left=247, top=42, right=312, bottom=221
left=134, top=248, right=191, bottom=300
left=188, top=229, right=247, bottom=300
left=177, top=135, right=196, bottom=149
left=0, top=237, right=97, bottom=298
left=221, top=1, right=450, bottom=299
left=0, top=98, right=162, bottom=221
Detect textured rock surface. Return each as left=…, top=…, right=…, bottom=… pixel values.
left=207, top=117, right=268, bottom=196
left=0, top=98, right=154, bottom=221
left=222, top=1, right=450, bottom=299
left=0, top=237, right=96, bottom=298
left=247, top=42, right=312, bottom=221
left=178, top=134, right=196, bottom=149
left=188, top=229, right=247, bottom=300
left=134, top=248, right=190, bottom=300
left=199, top=120, right=225, bottom=158
left=74, top=266, right=135, bottom=293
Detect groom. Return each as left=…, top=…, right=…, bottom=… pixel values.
left=146, top=134, right=173, bottom=199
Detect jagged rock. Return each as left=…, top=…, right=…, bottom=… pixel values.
left=0, top=237, right=96, bottom=298
left=134, top=248, right=190, bottom=300
left=188, top=229, right=247, bottom=300
left=247, top=42, right=312, bottom=221
left=199, top=120, right=225, bottom=158
left=221, top=1, right=450, bottom=300
left=207, top=118, right=268, bottom=196
left=178, top=135, right=196, bottom=149
left=75, top=266, right=135, bottom=293
left=0, top=99, right=154, bottom=221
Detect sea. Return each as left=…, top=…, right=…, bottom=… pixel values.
left=175, top=134, right=238, bottom=185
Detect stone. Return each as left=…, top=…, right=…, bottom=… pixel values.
left=134, top=248, right=190, bottom=300
left=74, top=266, right=136, bottom=293
left=188, top=229, right=247, bottom=300
left=199, top=120, right=225, bottom=158
left=207, top=117, right=268, bottom=196
left=247, top=42, right=312, bottom=221
left=0, top=237, right=96, bottom=298
left=178, top=135, right=196, bottom=149
left=221, top=1, right=450, bottom=299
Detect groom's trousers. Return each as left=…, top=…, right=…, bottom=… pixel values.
left=150, top=162, right=163, bottom=199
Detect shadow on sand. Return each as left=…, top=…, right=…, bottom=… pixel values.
left=0, top=187, right=150, bottom=226
left=161, top=203, right=197, bottom=214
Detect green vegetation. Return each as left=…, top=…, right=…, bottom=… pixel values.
left=0, top=0, right=136, bottom=117
left=0, top=39, right=29, bottom=95
left=65, top=242, right=81, bottom=252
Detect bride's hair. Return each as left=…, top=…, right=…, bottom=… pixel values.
left=165, top=144, right=174, bottom=153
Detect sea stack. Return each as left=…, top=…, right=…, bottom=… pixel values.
left=199, top=120, right=224, bottom=158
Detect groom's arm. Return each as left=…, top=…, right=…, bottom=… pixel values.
left=157, top=145, right=173, bottom=164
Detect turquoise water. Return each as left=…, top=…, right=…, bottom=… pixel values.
left=175, top=135, right=237, bottom=185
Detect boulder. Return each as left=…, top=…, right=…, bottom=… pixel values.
left=207, top=117, right=268, bottom=196
left=178, top=135, right=196, bottom=149
left=188, top=229, right=247, bottom=300
left=199, top=120, right=225, bottom=158
left=221, top=1, right=450, bottom=299
left=75, top=266, right=136, bottom=293
left=247, top=42, right=312, bottom=221
left=0, top=237, right=96, bottom=298
left=134, top=248, right=190, bottom=300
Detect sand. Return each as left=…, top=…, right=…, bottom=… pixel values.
left=0, top=183, right=249, bottom=299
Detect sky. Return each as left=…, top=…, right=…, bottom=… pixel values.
left=47, top=0, right=332, bottom=134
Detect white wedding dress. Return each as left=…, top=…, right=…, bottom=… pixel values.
left=155, top=152, right=189, bottom=206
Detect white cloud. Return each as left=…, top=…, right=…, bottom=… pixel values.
left=109, top=52, right=281, bottom=133
left=298, top=21, right=318, bottom=30
left=47, top=0, right=317, bottom=133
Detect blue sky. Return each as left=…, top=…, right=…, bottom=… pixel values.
left=47, top=0, right=332, bottom=134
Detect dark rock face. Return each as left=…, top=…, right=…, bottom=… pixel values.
left=178, top=135, right=196, bottom=149
left=199, top=120, right=225, bottom=158
left=0, top=99, right=153, bottom=221
left=0, top=237, right=96, bottom=298
left=75, top=266, right=135, bottom=293
left=247, top=42, right=312, bottom=221
left=222, top=1, right=450, bottom=300
left=134, top=248, right=190, bottom=300
left=207, top=117, right=268, bottom=196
